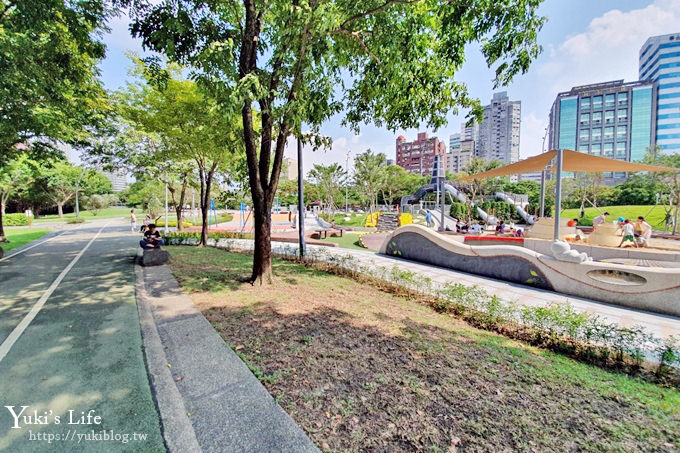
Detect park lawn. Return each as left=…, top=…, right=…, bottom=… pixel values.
left=167, top=246, right=680, bottom=452
left=320, top=232, right=365, bottom=250
left=561, top=205, right=669, bottom=228
left=1, top=228, right=50, bottom=252
left=320, top=213, right=368, bottom=227
left=32, top=206, right=131, bottom=223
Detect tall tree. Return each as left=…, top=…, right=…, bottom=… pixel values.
left=0, top=0, right=110, bottom=240
left=0, top=153, right=37, bottom=215
left=308, top=163, right=346, bottom=216
left=353, top=150, right=386, bottom=213
left=130, top=0, right=546, bottom=283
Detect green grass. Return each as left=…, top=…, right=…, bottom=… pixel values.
left=32, top=207, right=131, bottom=223
left=561, top=205, right=670, bottom=228
left=320, top=212, right=368, bottom=227
left=167, top=246, right=680, bottom=451
left=321, top=232, right=365, bottom=250
left=1, top=228, right=50, bottom=252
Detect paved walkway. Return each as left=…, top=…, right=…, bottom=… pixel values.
left=136, top=262, right=318, bottom=452
left=217, top=239, right=680, bottom=341
left=0, top=222, right=164, bottom=452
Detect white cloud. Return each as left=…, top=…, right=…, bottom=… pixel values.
left=538, top=0, right=680, bottom=93
left=520, top=113, right=548, bottom=159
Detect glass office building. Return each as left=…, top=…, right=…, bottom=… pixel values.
left=639, top=33, right=680, bottom=153
left=549, top=80, right=657, bottom=182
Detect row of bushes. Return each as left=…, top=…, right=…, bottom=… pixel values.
left=3, top=213, right=30, bottom=226
left=449, top=201, right=525, bottom=223
left=163, top=231, right=253, bottom=241
left=194, top=239, right=678, bottom=385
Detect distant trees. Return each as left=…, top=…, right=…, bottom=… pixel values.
left=308, top=164, right=347, bottom=217
left=0, top=0, right=110, bottom=240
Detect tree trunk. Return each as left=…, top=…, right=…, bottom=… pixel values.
left=0, top=206, right=6, bottom=242
left=251, top=200, right=273, bottom=284
left=176, top=176, right=188, bottom=232
left=57, top=203, right=64, bottom=218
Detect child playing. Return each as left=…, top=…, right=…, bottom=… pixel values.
left=618, top=219, right=638, bottom=248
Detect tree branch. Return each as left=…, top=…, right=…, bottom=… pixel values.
left=332, top=29, right=381, bottom=64
left=339, top=0, right=422, bottom=29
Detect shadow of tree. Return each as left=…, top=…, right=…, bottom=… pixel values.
left=202, top=305, right=677, bottom=453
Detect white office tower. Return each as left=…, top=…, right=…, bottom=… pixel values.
left=639, top=33, right=680, bottom=153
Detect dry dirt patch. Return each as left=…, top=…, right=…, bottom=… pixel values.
left=168, top=246, right=680, bottom=452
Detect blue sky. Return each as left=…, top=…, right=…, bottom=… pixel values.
left=98, top=0, right=680, bottom=171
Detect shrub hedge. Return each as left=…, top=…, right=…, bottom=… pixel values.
left=3, top=213, right=29, bottom=226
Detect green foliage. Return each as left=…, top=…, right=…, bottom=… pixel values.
left=474, top=201, right=523, bottom=223
left=308, top=163, right=347, bottom=214
left=449, top=202, right=471, bottom=221
left=353, top=150, right=386, bottom=211
left=3, top=213, right=29, bottom=226
left=131, top=0, right=547, bottom=279
left=164, top=231, right=253, bottom=242
left=82, top=194, right=118, bottom=216
left=66, top=218, right=86, bottom=224
left=154, top=220, right=193, bottom=228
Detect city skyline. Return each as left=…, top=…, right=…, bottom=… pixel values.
left=98, top=0, right=680, bottom=171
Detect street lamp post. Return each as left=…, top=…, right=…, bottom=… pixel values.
left=75, top=167, right=86, bottom=218
left=297, top=136, right=306, bottom=258
left=345, top=150, right=351, bottom=214
left=539, top=126, right=548, bottom=217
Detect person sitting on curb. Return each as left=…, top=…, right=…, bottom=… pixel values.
left=140, top=224, right=165, bottom=249
left=618, top=219, right=638, bottom=248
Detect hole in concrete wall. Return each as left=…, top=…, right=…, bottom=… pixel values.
left=586, top=269, right=647, bottom=286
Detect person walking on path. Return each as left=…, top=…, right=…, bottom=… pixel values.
left=593, top=212, right=610, bottom=228
left=636, top=216, right=652, bottom=248
left=426, top=210, right=433, bottom=228
left=130, top=209, right=137, bottom=233
left=618, top=219, right=638, bottom=248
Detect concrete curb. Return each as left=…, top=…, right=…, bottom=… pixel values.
left=135, top=254, right=319, bottom=453
left=135, top=263, right=202, bottom=452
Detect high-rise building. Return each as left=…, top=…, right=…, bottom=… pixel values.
left=282, top=157, right=298, bottom=180
left=460, top=121, right=479, bottom=156
left=639, top=32, right=680, bottom=153
left=478, top=92, right=521, bottom=164
left=449, top=133, right=461, bottom=152
left=103, top=170, right=128, bottom=192
left=447, top=140, right=475, bottom=174
left=548, top=79, right=657, bottom=182
left=395, top=132, right=447, bottom=176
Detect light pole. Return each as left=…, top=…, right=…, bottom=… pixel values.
left=75, top=167, right=86, bottom=218
left=164, top=173, right=169, bottom=235
left=297, top=136, right=306, bottom=258
left=345, top=150, right=351, bottom=214
left=539, top=126, right=548, bottom=217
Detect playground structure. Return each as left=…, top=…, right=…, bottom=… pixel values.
left=383, top=150, right=680, bottom=316
left=400, top=156, right=536, bottom=227
left=380, top=224, right=680, bottom=317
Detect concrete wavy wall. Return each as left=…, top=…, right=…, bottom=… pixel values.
left=380, top=225, right=680, bottom=317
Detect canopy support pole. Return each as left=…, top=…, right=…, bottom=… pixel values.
left=539, top=170, right=546, bottom=217
left=553, top=149, right=563, bottom=241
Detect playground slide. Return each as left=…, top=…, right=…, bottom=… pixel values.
left=495, top=192, right=535, bottom=225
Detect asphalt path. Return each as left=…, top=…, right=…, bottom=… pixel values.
left=0, top=223, right=164, bottom=452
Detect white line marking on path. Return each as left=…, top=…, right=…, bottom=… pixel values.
left=0, top=223, right=108, bottom=364
left=0, top=223, right=87, bottom=263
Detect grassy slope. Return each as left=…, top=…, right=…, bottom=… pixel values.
left=167, top=246, right=680, bottom=452
left=561, top=205, right=669, bottom=228
left=32, top=207, right=131, bottom=223
left=320, top=232, right=365, bottom=250
left=320, top=213, right=368, bottom=227
left=1, top=228, right=50, bottom=252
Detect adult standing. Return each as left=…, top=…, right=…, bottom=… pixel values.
left=636, top=216, right=652, bottom=248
